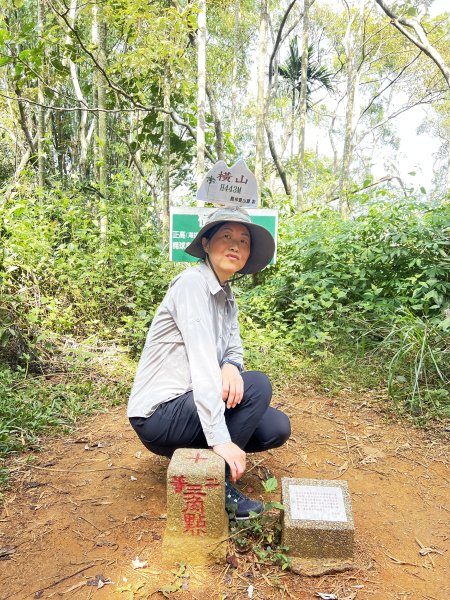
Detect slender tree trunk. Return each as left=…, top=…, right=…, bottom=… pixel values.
left=93, top=2, right=108, bottom=237
left=314, top=109, right=319, bottom=187
left=91, top=7, right=98, bottom=180
left=3, top=129, right=40, bottom=203
left=206, top=80, right=224, bottom=160
left=265, top=121, right=292, bottom=195
left=290, top=92, right=295, bottom=159
left=255, top=0, right=268, bottom=203
left=163, top=74, right=171, bottom=239
left=14, top=83, right=35, bottom=154
left=37, top=0, right=45, bottom=187
left=264, top=0, right=299, bottom=197
left=196, top=0, right=206, bottom=194
left=329, top=114, right=338, bottom=172
left=296, top=0, right=310, bottom=208
left=67, top=0, right=90, bottom=178
left=53, top=112, right=64, bottom=178
left=230, top=0, right=241, bottom=140
left=447, top=140, right=450, bottom=193
left=338, top=1, right=363, bottom=218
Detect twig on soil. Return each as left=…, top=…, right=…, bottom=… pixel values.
left=30, top=465, right=139, bottom=474
left=77, top=514, right=102, bottom=532
left=415, top=537, right=444, bottom=567
left=235, top=572, right=253, bottom=584
left=283, top=582, right=296, bottom=599
left=384, top=552, right=421, bottom=567
left=261, top=571, right=275, bottom=588
left=246, top=459, right=266, bottom=474
left=302, top=411, right=346, bottom=426
left=343, top=426, right=354, bottom=465
left=71, top=528, right=97, bottom=543
left=31, top=562, right=104, bottom=597
left=394, top=453, right=429, bottom=469
left=49, top=580, right=86, bottom=596
left=356, top=465, right=388, bottom=476
left=209, top=524, right=258, bottom=550
left=405, top=569, right=427, bottom=581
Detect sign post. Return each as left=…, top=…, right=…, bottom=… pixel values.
left=197, top=159, right=259, bottom=208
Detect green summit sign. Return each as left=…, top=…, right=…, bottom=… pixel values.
left=170, top=207, right=278, bottom=264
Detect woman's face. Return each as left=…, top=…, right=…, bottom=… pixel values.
left=202, top=222, right=251, bottom=283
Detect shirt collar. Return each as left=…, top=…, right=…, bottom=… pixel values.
left=196, top=261, right=232, bottom=298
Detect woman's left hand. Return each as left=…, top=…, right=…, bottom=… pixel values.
left=221, top=363, right=244, bottom=409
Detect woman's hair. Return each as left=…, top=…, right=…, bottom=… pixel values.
left=202, top=223, right=223, bottom=241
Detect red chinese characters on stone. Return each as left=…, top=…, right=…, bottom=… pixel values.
left=183, top=484, right=206, bottom=535
left=169, top=474, right=221, bottom=536
left=188, top=452, right=208, bottom=463
left=169, top=474, right=187, bottom=493
left=205, top=477, right=220, bottom=488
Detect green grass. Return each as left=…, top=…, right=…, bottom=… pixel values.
left=242, top=317, right=449, bottom=423
left=0, top=363, right=129, bottom=459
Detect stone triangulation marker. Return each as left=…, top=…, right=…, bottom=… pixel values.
left=163, top=448, right=229, bottom=565
left=281, top=477, right=355, bottom=576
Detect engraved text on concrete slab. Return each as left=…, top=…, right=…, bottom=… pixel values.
left=282, top=478, right=355, bottom=570
left=289, top=484, right=348, bottom=522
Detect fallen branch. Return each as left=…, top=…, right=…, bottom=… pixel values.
left=30, top=465, right=139, bottom=473
left=384, top=552, right=421, bottom=567
left=31, top=562, right=104, bottom=597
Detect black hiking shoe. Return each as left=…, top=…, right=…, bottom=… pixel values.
left=225, top=480, right=264, bottom=520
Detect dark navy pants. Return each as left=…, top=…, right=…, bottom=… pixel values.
left=129, top=371, right=291, bottom=458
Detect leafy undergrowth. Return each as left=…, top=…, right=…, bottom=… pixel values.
left=241, top=199, right=450, bottom=419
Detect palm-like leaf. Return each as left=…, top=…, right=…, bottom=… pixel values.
left=278, top=37, right=334, bottom=109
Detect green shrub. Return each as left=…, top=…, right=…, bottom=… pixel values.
left=0, top=183, right=180, bottom=368
left=242, top=198, right=450, bottom=415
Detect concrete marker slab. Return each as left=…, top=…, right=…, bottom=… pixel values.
left=281, top=477, right=355, bottom=575
left=163, top=448, right=228, bottom=565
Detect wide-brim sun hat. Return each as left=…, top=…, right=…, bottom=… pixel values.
left=185, top=207, right=275, bottom=275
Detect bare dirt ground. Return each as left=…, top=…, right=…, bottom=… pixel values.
left=1, top=381, right=449, bottom=600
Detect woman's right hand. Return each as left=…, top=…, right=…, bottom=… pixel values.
left=212, top=441, right=246, bottom=482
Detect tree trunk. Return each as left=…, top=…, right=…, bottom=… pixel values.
left=163, top=74, right=171, bottom=239
left=447, top=140, right=450, bottom=193
left=265, top=121, right=292, bottom=196
left=255, top=0, right=268, bottom=204
left=230, top=0, right=241, bottom=141
left=330, top=116, right=337, bottom=168
left=14, top=83, right=35, bottom=155
left=264, top=0, right=298, bottom=196
left=93, top=1, right=108, bottom=237
left=290, top=92, right=295, bottom=159
left=206, top=80, right=224, bottom=160
left=3, top=129, right=40, bottom=204
left=296, top=0, right=310, bottom=208
left=196, top=0, right=206, bottom=194
left=67, top=0, right=90, bottom=178
left=338, top=2, right=363, bottom=218
left=37, top=0, right=45, bottom=187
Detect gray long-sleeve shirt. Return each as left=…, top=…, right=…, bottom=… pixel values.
left=127, top=262, right=244, bottom=446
